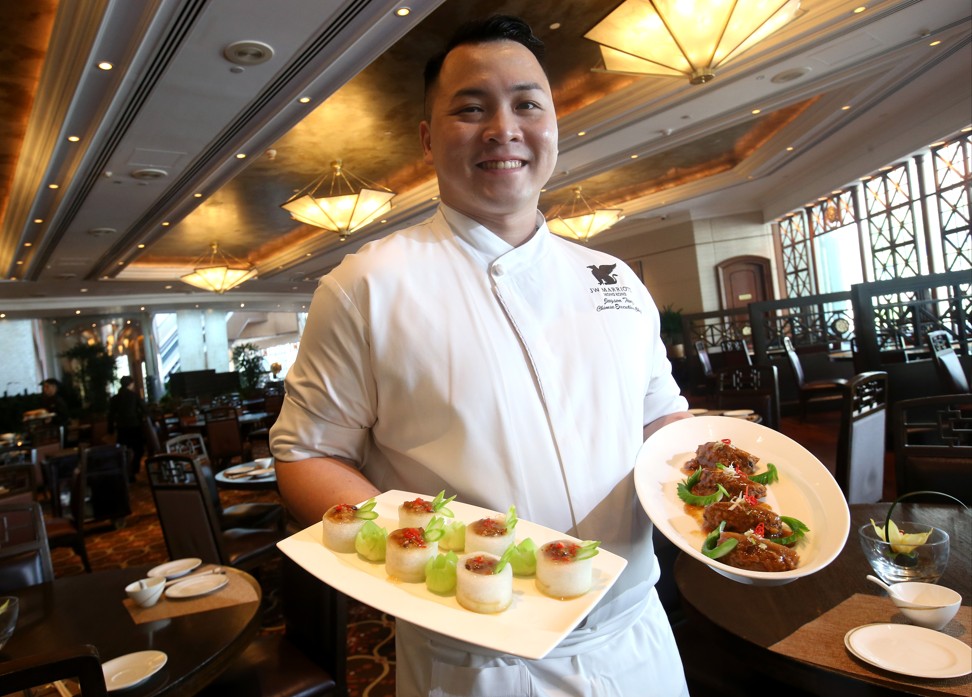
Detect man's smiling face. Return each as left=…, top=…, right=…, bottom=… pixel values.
left=420, top=40, right=558, bottom=231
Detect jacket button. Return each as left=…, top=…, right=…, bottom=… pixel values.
left=492, top=264, right=504, bottom=277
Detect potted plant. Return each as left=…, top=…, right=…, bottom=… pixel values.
left=232, top=343, right=266, bottom=396
left=659, top=304, right=685, bottom=359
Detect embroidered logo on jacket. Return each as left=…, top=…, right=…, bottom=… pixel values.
left=586, top=263, right=642, bottom=313
left=588, top=264, right=618, bottom=285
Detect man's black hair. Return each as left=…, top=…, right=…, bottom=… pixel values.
left=423, top=15, right=545, bottom=116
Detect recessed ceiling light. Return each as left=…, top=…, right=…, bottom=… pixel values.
left=549, top=23, right=561, bottom=30
left=577, top=131, right=587, bottom=136
left=140, top=306, right=145, bottom=311
left=48, top=184, right=59, bottom=189
left=137, top=244, right=145, bottom=249
left=75, top=310, right=81, bottom=315
left=164, top=285, right=172, bottom=290
left=194, top=193, right=202, bottom=197
left=853, top=5, right=866, bottom=13
left=751, top=109, right=761, bottom=115
left=929, top=40, right=941, bottom=47
left=240, top=303, right=245, bottom=308
left=16, top=261, right=23, bottom=265
left=0, top=314, right=5, bottom=319
left=786, top=146, right=794, bottom=151
left=80, top=288, right=88, bottom=293
left=162, top=221, right=170, bottom=226
left=236, top=153, right=247, bottom=159
left=841, top=105, right=851, bottom=110
left=97, top=61, right=113, bottom=70
left=24, top=242, right=32, bottom=247
left=299, top=96, right=311, bottom=104
left=630, top=154, right=639, bottom=159
left=33, top=219, right=42, bottom=224
left=394, top=7, right=410, bottom=16
left=67, top=135, right=80, bottom=142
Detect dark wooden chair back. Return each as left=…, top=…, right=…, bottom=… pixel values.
left=0, top=645, right=107, bottom=696
left=835, top=371, right=888, bottom=503
left=0, top=501, right=54, bottom=592
left=0, top=463, right=37, bottom=504
left=926, top=330, right=970, bottom=394
left=81, top=444, right=131, bottom=523
left=205, top=412, right=250, bottom=470
left=694, top=340, right=713, bottom=378
left=891, top=394, right=972, bottom=504
left=719, top=339, right=752, bottom=368
left=716, top=364, right=781, bottom=431
left=44, top=457, right=91, bottom=573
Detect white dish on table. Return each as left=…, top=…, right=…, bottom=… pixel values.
left=687, top=408, right=708, bottom=415
left=278, top=489, right=627, bottom=660
left=224, top=464, right=257, bottom=475
left=634, top=416, right=849, bottom=586
left=102, top=650, right=167, bottom=691
left=146, top=558, right=201, bottom=580
left=844, top=623, right=972, bottom=678
left=247, top=467, right=275, bottom=478
left=721, top=409, right=754, bottom=417
left=165, top=573, right=229, bottom=599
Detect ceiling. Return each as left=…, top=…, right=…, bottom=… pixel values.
left=1, top=0, right=969, bottom=322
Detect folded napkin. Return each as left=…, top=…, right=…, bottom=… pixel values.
left=770, top=593, right=971, bottom=696
left=123, top=565, right=260, bottom=625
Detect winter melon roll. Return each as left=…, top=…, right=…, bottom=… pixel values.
left=456, top=551, right=513, bottom=614
left=398, top=490, right=455, bottom=529
left=465, top=505, right=517, bottom=557
left=321, top=498, right=378, bottom=553
left=535, top=540, right=600, bottom=599
left=385, top=516, right=445, bottom=583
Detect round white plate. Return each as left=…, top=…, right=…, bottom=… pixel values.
left=147, top=558, right=201, bottom=579
left=844, top=623, right=972, bottom=678
left=225, top=464, right=257, bottom=475
left=634, top=416, right=850, bottom=586
left=165, top=573, right=229, bottom=599
left=102, top=650, right=167, bottom=691
left=253, top=457, right=273, bottom=467
left=722, top=408, right=754, bottom=417
left=248, top=467, right=275, bottom=477
left=687, top=408, right=708, bottom=415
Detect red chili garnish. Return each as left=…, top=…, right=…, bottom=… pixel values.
left=753, top=522, right=765, bottom=538
left=743, top=488, right=758, bottom=507
left=721, top=438, right=731, bottom=445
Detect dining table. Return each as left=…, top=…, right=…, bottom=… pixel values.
left=675, top=502, right=972, bottom=696
left=0, top=564, right=262, bottom=696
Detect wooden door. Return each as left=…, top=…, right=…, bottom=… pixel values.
left=717, top=255, right=773, bottom=311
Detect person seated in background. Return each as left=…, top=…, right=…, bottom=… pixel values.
left=108, top=376, right=147, bottom=482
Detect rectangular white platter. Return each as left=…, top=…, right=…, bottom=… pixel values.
left=277, top=489, right=627, bottom=659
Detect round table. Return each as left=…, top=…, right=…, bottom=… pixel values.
left=1, top=565, right=262, bottom=696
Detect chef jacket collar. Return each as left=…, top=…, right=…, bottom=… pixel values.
left=439, top=204, right=549, bottom=266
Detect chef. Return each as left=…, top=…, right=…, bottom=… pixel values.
left=272, top=15, right=691, bottom=696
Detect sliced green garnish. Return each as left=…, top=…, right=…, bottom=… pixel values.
left=425, top=551, right=458, bottom=593
left=440, top=520, right=466, bottom=551
left=677, top=480, right=729, bottom=506
left=505, top=505, right=518, bottom=531
left=509, top=538, right=537, bottom=576
left=423, top=515, right=445, bottom=542
left=355, top=497, right=379, bottom=520
left=749, top=463, right=779, bottom=485
left=770, top=516, right=809, bottom=545
left=354, top=520, right=387, bottom=561
left=493, top=544, right=516, bottom=573
left=574, top=540, right=601, bottom=561
left=701, top=521, right=738, bottom=559
left=430, top=490, right=456, bottom=518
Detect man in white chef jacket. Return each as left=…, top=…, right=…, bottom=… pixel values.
left=271, top=15, right=691, bottom=697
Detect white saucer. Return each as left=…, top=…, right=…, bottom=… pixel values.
left=102, top=650, right=167, bottom=691
left=844, top=623, right=972, bottom=679
left=147, top=558, right=202, bottom=579
left=165, top=573, right=229, bottom=599
left=722, top=409, right=754, bottom=417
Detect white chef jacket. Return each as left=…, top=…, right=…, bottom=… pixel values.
left=272, top=205, right=689, bottom=696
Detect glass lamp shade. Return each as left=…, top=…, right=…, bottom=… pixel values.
left=585, top=0, right=801, bottom=84
left=180, top=242, right=257, bottom=293
left=281, top=160, right=395, bottom=236
left=546, top=188, right=623, bottom=242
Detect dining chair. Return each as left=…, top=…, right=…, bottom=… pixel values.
left=891, top=394, right=972, bottom=503
left=205, top=409, right=252, bottom=470
left=926, top=330, right=970, bottom=394
left=783, top=336, right=848, bottom=420
left=0, top=644, right=108, bottom=696
left=0, top=501, right=54, bottom=592
left=165, top=435, right=283, bottom=531
left=81, top=444, right=131, bottom=525
left=44, top=456, right=92, bottom=573
left=246, top=387, right=285, bottom=450
left=835, top=371, right=888, bottom=504
left=719, top=339, right=752, bottom=368
left=145, top=454, right=283, bottom=572
left=715, top=364, right=781, bottom=431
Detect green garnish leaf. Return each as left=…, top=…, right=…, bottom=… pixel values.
left=354, top=520, right=387, bottom=561
left=749, top=463, right=779, bottom=485
left=494, top=544, right=516, bottom=573
left=510, top=538, right=537, bottom=576
left=430, top=490, right=456, bottom=518
left=505, top=505, right=518, bottom=531
left=355, top=497, right=379, bottom=520
left=424, top=551, right=458, bottom=594
left=770, top=516, right=809, bottom=545
left=701, top=521, right=738, bottom=559
left=574, top=540, right=601, bottom=561
left=677, top=480, right=729, bottom=506
left=423, top=515, right=445, bottom=542
left=440, top=520, right=466, bottom=551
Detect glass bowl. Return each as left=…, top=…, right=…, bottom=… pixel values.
left=0, top=596, right=19, bottom=651
left=859, top=522, right=950, bottom=584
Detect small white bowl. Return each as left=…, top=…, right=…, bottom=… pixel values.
left=890, top=582, right=962, bottom=630
left=125, top=576, right=166, bottom=608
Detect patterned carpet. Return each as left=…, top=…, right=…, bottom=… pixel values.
left=50, top=458, right=397, bottom=697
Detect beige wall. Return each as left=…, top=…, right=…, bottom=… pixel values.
left=593, top=212, right=776, bottom=314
